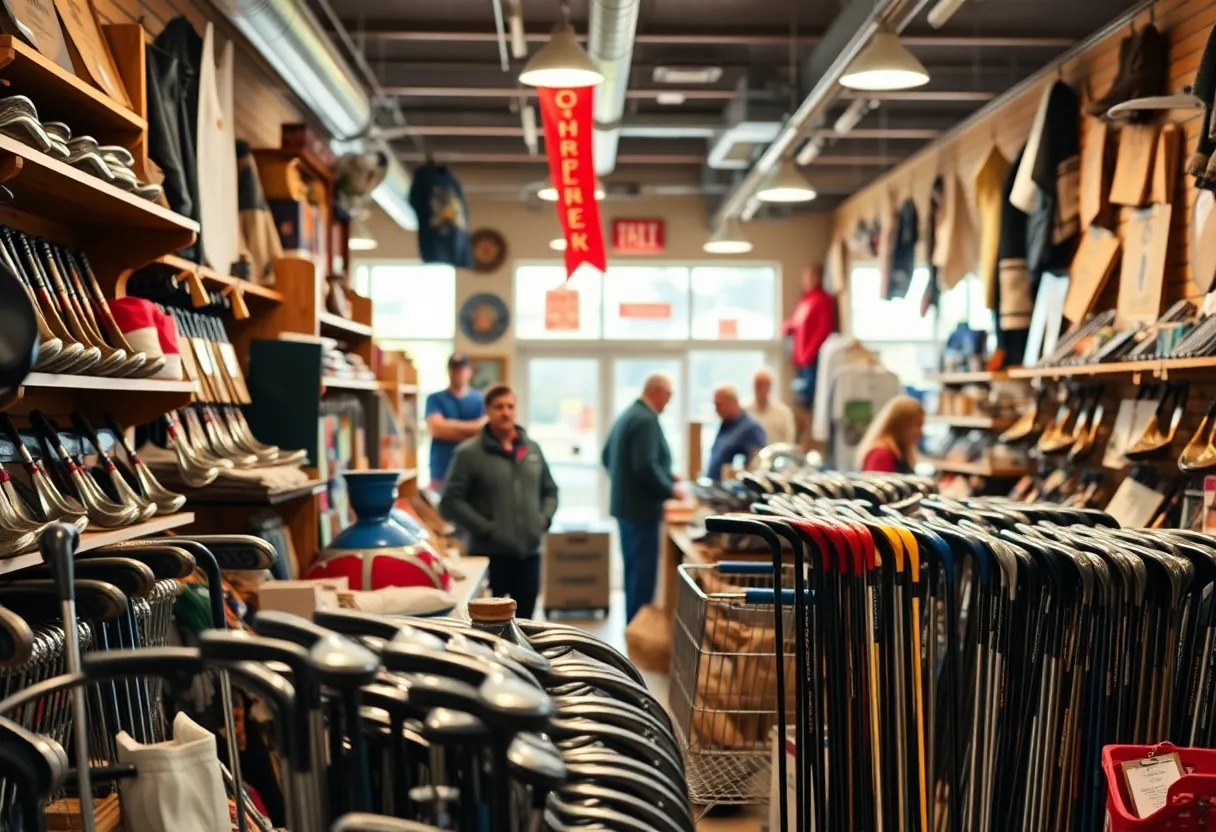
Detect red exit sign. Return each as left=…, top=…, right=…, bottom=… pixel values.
left=611, top=219, right=665, bottom=254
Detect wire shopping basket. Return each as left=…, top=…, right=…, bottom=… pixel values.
left=670, top=560, right=796, bottom=805
left=1104, top=743, right=1216, bottom=830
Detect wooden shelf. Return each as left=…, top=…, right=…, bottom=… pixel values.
left=321, top=376, right=381, bottom=392
left=1007, top=357, right=1216, bottom=380
left=929, top=370, right=1010, bottom=385
left=379, top=380, right=420, bottom=396
left=6, top=373, right=196, bottom=427
left=78, top=512, right=195, bottom=551
left=927, top=414, right=1013, bottom=430
left=0, top=36, right=145, bottom=142
left=157, top=255, right=285, bottom=304
left=319, top=312, right=373, bottom=339
left=183, top=480, right=327, bottom=507
left=927, top=458, right=1028, bottom=478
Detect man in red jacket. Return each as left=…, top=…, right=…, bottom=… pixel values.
left=782, top=265, right=836, bottom=417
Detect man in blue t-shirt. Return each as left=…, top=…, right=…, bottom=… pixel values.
left=706, top=385, right=767, bottom=481
left=425, top=354, right=487, bottom=490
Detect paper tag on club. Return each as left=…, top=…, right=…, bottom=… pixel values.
left=1105, top=478, right=1165, bottom=529
left=190, top=338, right=216, bottom=376
left=1121, top=752, right=1183, bottom=818
left=218, top=342, right=242, bottom=378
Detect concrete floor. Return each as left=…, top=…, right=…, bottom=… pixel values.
left=544, top=591, right=767, bottom=832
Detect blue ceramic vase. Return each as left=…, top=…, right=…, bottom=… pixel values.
left=330, top=470, right=416, bottom=551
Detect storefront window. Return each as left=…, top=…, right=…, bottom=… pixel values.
left=690, top=267, right=778, bottom=341
left=513, top=265, right=603, bottom=340
left=601, top=267, right=691, bottom=340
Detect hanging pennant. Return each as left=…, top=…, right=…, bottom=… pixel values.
left=537, top=86, right=607, bottom=279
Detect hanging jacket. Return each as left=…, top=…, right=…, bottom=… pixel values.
left=236, top=141, right=283, bottom=285
left=995, top=146, right=1032, bottom=363
left=888, top=198, right=918, bottom=300
left=196, top=23, right=239, bottom=275
left=150, top=18, right=203, bottom=262
left=408, top=162, right=473, bottom=268
left=782, top=286, right=836, bottom=368
left=974, top=146, right=1011, bottom=310
left=934, top=170, right=980, bottom=292
left=922, top=176, right=943, bottom=316
left=1011, top=81, right=1081, bottom=279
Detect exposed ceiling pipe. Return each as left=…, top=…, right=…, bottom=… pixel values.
left=928, top=0, right=970, bottom=28
left=587, top=0, right=642, bottom=175
left=490, top=0, right=511, bottom=71
left=508, top=0, right=528, bottom=58
left=711, top=0, right=928, bottom=226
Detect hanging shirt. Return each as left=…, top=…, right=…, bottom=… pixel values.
left=782, top=287, right=837, bottom=368
left=829, top=366, right=903, bottom=470
left=706, top=413, right=767, bottom=480
left=933, top=170, right=980, bottom=292
left=408, top=162, right=473, bottom=268
left=974, top=146, right=1011, bottom=310
left=425, top=388, right=485, bottom=483
left=888, top=198, right=919, bottom=300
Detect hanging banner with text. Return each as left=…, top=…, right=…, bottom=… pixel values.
left=537, top=86, right=607, bottom=279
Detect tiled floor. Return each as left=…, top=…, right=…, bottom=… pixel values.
left=543, top=591, right=766, bottom=832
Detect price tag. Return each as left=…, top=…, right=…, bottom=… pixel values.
left=1121, top=752, right=1183, bottom=818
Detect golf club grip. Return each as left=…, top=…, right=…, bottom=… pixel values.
left=254, top=610, right=336, bottom=648
left=331, top=813, right=446, bottom=832
left=704, top=515, right=782, bottom=550
left=198, top=631, right=318, bottom=707
left=715, top=561, right=774, bottom=574
left=313, top=608, right=413, bottom=642
left=183, top=535, right=277, bottom=571
left=744, top=588, right=809, bottom=605
left=38, top=522, right=79, bottom=603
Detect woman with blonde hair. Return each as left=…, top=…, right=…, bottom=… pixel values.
left=856, top=395, right=925, bottom=473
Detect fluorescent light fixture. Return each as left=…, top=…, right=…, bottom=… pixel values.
left=756, top=159, right=817, bottom=203
left=928, top=0, right=970, bottom=28
left=653, top=66, right=723, bottom=84
left=538, top=180, right=606, bottom=201
left=522, top=104, right=538, bottom=154
left=795, top=138, right=823, bottom=166
left=348, top=214, right=378, bottom=251
left=655, top=91, right=687, bottom=106
left=703, top=219, right=753, bottom=254
left=549, top=237, right=568, bottom=251
left=840, top=23, right=930, bottom=91
left=508, top=1, right=528, bottom=58
left=833, top=98, right=876, bottom=136
left=518, top=22, right=603, bottom=88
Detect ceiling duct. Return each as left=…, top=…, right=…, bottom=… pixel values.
left=588, top=0, right=641, bottom=175
left=705, top=80, right=785, bottom=170
left=209, top=0, right=371, bottom=140
left=211, top=0, right=420, bottom=230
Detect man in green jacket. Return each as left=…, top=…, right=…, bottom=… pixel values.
left=601, top=372, right=677, bottom=623
left=440, top=383, right=559, bottom=618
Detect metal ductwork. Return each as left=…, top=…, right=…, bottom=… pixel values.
left=710, top=0, right=924, bottom=225
left=588, top=0, right=641, bottom=176
left=210, top=0, right=417, bottom=230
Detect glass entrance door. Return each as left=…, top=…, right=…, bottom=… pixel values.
left=610, top=357, right=685, bottom=478
left=523, top=356, right=601, bottom=524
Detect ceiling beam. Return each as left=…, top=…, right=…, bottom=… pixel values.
left=842, top=89, right=998, bottom=102
left=346, top=26, right=1073, bottom=50
left=385, top=86, right=738, bottom=100
left=812, top=127, right=941, bottom=139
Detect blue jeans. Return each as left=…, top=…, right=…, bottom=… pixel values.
left=617, top=519, right=661, bottom=624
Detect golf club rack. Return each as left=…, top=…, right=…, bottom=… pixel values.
left=0, top=521, right=690, bottom=832
left=678, top=469, right=1216, bottom=832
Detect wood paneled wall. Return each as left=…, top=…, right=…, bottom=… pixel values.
left=833, top=0, right=1215, bottom=308
left=93, top=0, right=311, bottom=146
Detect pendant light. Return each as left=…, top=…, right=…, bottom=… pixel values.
left=538, top=180, right=605, bottom=201
left=518, top=4, right=603, bottom=89
left=549, top=237, right=568, bottom=251
left=348, top=214, right=378, bottom=251
left=703, top=219, right=753, bottom=254
left=756, top=159, right=817, bottom=203
left=840, top=23, right=930, bottom=91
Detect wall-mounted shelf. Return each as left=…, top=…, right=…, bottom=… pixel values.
left=6, top=373, right=197, bottom=426
left=322, top=376, right=381, bottom=392
left=1009, top=357, right=1216, bottom=380
left=156, top=255, right=286, bottom=304
left=927, top=458, right=1027, bottom=478
left=927, top=415, right=1013, bottom=430
left=929, top=370, right=1010, bottom=385
left=319, top=312, right=373, bottom=339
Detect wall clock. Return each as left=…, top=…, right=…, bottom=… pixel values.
left=459, top=293, right=510, bottom=344
left=470, top=228, right=507, bottom=273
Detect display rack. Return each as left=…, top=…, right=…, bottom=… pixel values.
left=929, top=370, right=1010, bottom=385
left=926, top=458, right=1029, bottom=478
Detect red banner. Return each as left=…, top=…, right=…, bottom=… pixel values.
left=537, top=87, right=607, bottom=279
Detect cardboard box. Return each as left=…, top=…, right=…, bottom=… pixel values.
left=260, top=578, right=349, bottom=618
left=543, top=525, right=611, bottom=612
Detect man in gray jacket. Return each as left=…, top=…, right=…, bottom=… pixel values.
left=440, top=383, right=559, bottom=618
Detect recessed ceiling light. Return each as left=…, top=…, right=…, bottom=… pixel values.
left=653, top=66, right=723, bottom=85
left=656, top=92, right=687, bottom=106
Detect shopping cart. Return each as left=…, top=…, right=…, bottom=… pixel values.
left=1103, top=743, right=1216, bottom=830
left=669, top=560, right=796, bottom=806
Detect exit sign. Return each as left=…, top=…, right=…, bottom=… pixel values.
left=612, top=219, right=665, bottom=254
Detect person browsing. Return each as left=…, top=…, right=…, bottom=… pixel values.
left=746, top=367, right=796, bottom=446
left=601, top=373, right=678, bottom=624
left=425, top=353, right=486, bottom=490
left=439, top=383, right=558, bottom=618
left=706, top=385, right=767, bottom=480
left=856, top=395, right=924, bottom=474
